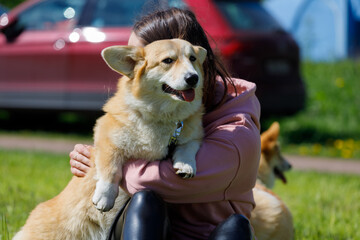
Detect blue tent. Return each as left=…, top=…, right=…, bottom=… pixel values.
left=263, top=0, right=360, bottom=61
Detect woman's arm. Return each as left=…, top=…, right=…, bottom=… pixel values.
left=121, top=119, right=260, bottom=204
left=69, top=119, right=260, bottom=203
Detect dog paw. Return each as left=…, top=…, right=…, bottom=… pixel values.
left=173, top=161, right=196, bottom=179
left=92, top=180, right=119, bottom=212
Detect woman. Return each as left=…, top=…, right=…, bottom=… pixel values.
left=70, top=8, right=260, bottom=240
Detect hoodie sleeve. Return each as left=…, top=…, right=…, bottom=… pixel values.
left=120, top=115, right=260, bottom=204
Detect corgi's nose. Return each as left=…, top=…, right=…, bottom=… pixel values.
left=184, top=73, right=198, bottom=87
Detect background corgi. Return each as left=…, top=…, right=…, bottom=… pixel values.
left=14, top=39, right=207, bottom=240
left=257, top=122, right=292, bottom=189
left=251, top=122, right=294, bottom=240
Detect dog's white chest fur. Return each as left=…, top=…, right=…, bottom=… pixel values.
left=111, top=119, right=175, bottom=160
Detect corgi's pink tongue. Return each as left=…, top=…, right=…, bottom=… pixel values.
left=180, top=89, right=195, bottom=102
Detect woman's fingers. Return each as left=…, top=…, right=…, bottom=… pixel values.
left=69, top=144, right=94, bottom=177
left=70, top=158, right=90, bottom=174
left=70, top=145, right=92, bottom=166
left=74, top=144, right=91, bottom=158
left=70, top=164, right=86, bottom=177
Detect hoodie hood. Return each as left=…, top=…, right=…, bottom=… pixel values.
left=203, top=78, right=261, bottom=133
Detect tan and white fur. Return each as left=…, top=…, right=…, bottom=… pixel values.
left=13, top=39, right=207, bottom=240
left=251, top=122, right=294, bottom=240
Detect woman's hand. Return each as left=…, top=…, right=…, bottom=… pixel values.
left=69, top=144, right=93, bottom=177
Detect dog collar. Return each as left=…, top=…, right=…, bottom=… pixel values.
left=168, top=121, right=183, bottom=146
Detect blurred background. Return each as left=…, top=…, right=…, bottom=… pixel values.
left=0, top=0, right=359, bottom=239
left=0, top=0, right=359, bottom=159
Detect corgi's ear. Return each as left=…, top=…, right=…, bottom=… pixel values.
left=194, top=46, right=207, bottom=65
left=268, top=122, right=280, bottom=139
left=101, top=46, right=144, bottom=78
left=261, top=122, right=280, bottom=151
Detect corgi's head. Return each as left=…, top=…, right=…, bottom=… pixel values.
left=101, top=39, right=207, bottom=119
left=258, top=122, right=292, bottom=189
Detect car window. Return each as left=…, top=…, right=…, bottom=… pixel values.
left=89, top=0, right=187, bottom=27
left=214, top=0, right=282, bottom=32
left=90, top=0, right=144, bottom=27
left=17, top=0, right=86, bottom=30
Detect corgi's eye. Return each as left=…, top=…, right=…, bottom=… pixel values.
left=162, top=58, right=173, bottom=64
left=190, top=56, right=196, bottom=62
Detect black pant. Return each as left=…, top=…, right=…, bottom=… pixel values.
left=107, top=190, right=253, bottom=240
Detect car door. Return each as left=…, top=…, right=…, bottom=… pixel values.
left=0, top=0, right=86, bottom=110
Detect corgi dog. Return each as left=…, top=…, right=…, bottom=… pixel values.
left=251, top=122, right=294, bottom=240
left=14, top=39, right=207, bottom=240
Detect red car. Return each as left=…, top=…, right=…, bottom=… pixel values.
left=0, top=0, right=305, bottom=116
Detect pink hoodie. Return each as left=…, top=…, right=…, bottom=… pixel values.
left=121, top=78, right=261, bottom=240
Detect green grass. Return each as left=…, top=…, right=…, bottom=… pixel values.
left=274, top=171, right=360, bottom=239
left=0, top=149, right=72, bottom=239
left=1, top=149, right=360, bottom=239
left=263, top=61, right=360, bottom=159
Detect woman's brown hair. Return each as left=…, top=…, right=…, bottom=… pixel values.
left=132, top=8, right=236, bottom=113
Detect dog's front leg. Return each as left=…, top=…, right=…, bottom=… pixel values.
left=173, top=140, right=201, bottom=178
left=92, top=143, right=123, bottom=212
